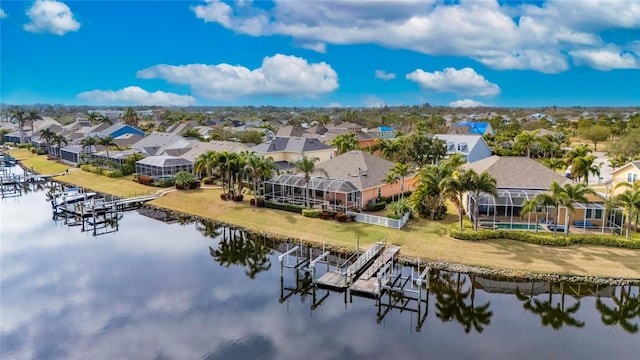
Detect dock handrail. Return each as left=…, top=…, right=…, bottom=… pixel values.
left=344, top=240, right=386, bottom=283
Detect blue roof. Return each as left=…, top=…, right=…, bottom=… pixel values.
left=379, top=126, right=393, bottom=131
left=453, top=121, right=489, bottom=135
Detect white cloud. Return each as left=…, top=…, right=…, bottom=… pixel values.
left=190, top=0, right=640, bottom=73
left=0, top=9, right=8, bottom=19
left=406, top=67, right=500, bottom=97
left=137, top=54, right=339, bottom=101
left=362, top=95, right=385, bottom=108
left=375, top=70, right=396, bottom=80
left=23, top=0, right=80, bottom=35
left=570, top=47, right=639, bottom=71
left=326, top=102, right=342, bottom=108
left=449, top=99, right=485, bottom=108
left=77, top=86, right=193, bottom=106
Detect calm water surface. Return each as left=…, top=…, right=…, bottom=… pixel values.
left=1, top=181, right=639, bottom=360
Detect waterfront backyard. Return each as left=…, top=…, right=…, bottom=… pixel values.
left=8, top=150, right=640, bottom=280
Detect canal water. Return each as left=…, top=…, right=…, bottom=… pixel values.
left=1, top=182, right=639, bottom=359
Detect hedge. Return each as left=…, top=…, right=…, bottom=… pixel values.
left=365, top=201, right=386, bottom=212
left=448, top=224, right=640, bottom=249
left=302, top=209, right=321, bottom=218
left=264, top=201, right=304, bottom=214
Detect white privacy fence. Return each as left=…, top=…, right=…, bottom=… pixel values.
left=346, top=211, right=411, bottom=229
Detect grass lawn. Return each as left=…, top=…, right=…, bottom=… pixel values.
left=7, top=149, right=70, bottom=174
left=151, top=188, right=640, bottom=279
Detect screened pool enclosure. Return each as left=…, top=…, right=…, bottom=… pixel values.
left=135, top=156, right=193, bottom=179
left=468, top=188, right=623, bottom=233
left=264, top=174, right=361, bottom=212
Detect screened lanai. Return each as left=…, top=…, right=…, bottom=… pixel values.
left=264, top=174, right=361, bottom=212
left=135, top=156, right=193, bottom=179
left=469, top=188, right=623, bottom=233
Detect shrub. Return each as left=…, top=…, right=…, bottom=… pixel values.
left=174, top=171, right=197, bottom=190
left=302, top=209, right=321, bottom=218
left=264, top=201, right=304, bottom=214
left=155, top=178, right=175, bottom=188
left=335, top=211, right=351, bottom=222
left=136, top=175, right=154, bottom=186
left=106, top=170, right=124, bottom=178
left=448, top=223, right=640, bottom=249
left=366, top=201, right=386, bottom=212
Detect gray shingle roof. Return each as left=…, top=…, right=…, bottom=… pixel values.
left=313, top=150, right=399, bottom=190
left=250, top=137, right=333, bottom=153
left=462, top=155, right=570, bottom=189
left=136, top=155, right=193, bottom=167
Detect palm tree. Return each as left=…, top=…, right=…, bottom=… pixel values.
left=571, top=154, right=600, bottom=184
left=560, top=183, right=596, bottom=235
left=10, top=107, right=26, bottom=144
left=330, top=133, right=359, bottom=155
left=564, top=144, right=591, bottom=167
left=80, top=136, right=98, bottom=163
left=382, top=172, right=399, bottom=203
left=467, top=170, right=498, bottom=231
left=442, top=169, right=474, bottom=231
left=40, top=128, right=56, bottom=155
left=51, top=134, right=68, bottom=160
left=194, top=150, right=217, bottom=179
left=245, top=153, right=276, bottom=206
left=611, top=182, right=640, bottom=239
left=540, top=181, right=569, bottom=237
left=514, top=131, right=537, bottom=158
left=25, top=109, right=42, bottom=141
left=391, top=162, right=410, bottom=200
left=98, top=136, right=116, bottom=160
left=292, top=155, right=325, bottom=209
left=542, top=158, right=565, bottom=172
left=521, top=193, right=555, bottom=233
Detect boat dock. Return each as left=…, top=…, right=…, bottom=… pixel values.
left=316, top=241, right=393, bottom=294
left=350, top=245, right=401, bottom=296
left=55, top=193, right=159, bottom=216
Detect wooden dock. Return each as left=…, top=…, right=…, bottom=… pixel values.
left=316, top=241, right=387, bottom=290
left=350, top=246, right=401, bottom=296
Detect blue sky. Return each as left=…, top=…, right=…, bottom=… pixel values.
left=1, top=0, right=639, bottom=108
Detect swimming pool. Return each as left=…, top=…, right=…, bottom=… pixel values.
left=494, top=223, right=543, bottom=231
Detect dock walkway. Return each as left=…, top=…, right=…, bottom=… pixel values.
left=350, top=246, right=401, bottom=296
left=316, top=241, right=388, bottom=290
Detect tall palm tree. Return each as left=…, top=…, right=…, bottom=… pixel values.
left=245, top=154, right=276, bottom=206
left=542, top=158, right=565, bottom=172
left=382, top=172, right=400, bottom=203
left=521, top=193, right=555, bottom=233
left=564, top=144, right=591, bottom=167
left=194, top=150, right=217, bottom=179
left=467, top=170, right=498, bottom=231
left=80, top=136, right=98, bottom=163
left=122, top=107, right=139, bottom=127
left=611, top=182, right=640, bottom=239
left=539, top=181, right=569, bottom=237
left=293, top=155, right=325, bottom=209
left=98, top=136, right=116, bottom=160
left=25, top=109, right=42, bottom=141
left=442, top=169, right=474, bottom=231
left=560, top=183, right=596, bottom=235
left=330, top=133, right=359, bottom=155
left=51, top=134, right=68, bottom=160
left=391, top=162, right=411, bottom=200
left=40, top=128, right=56, bottom=155
left=10, top=107, right=26, bottom=144
left=514, top=131, right=537, bottom=158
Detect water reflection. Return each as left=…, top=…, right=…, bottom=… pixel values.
left=596, top=285, right=640, bottom=333
left=209, top=228, right=273, bottom=279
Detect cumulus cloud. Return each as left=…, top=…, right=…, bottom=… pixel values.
left=77, top=86, right=193, bottom=106
left=24, top=0, right=80, bottom=35
left=0, top=9, right=7, bottom=19
left=375, top=70, right=396, bottom=80
left=406, top=67, right=500, bottom=97
left=137, top=54, right=339, bottom=101
left=449, top=99, right=485, bottom=108
left=570, top=46, right=639, bottom=71
left=190, top=0, right=640, bottom=73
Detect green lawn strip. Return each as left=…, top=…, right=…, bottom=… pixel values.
left=150, top=189, right=640, bottom=279
left=58, top=171, right=156, bottom=198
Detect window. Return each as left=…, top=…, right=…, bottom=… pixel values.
left=586, top=209, right=592, bottom=218
left=628, top=172, right=638, bottom=183
left=595, top=209, right=602, bottom=219
left=377, top=187, right=382, bottom=198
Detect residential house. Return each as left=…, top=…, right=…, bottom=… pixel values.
left=263, top=150, right=417, bottom=211
left=250, top=137, right=335, bottom=171
left=366, top=126, right=396, bottom=140
left=461, top=156, right=619, bottom=232
left=434, top=134, right=492, bottom=163
left=135, top=155, right=193, bottom=180
left=130, top=132, right=190, bottom=156
left=324, top=122, right=378, bottom=148
left=610, top=161, right=640, bottom=197
left=449, top=121, right=494, bottom=136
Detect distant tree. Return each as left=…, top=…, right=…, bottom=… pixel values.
left=514, top=131, right=537, bottom=158
left=98, top=136, right=116, bottom=160
left=605, top=129, right=640, bottom=160
left=51, top=134, right=68, bottom=160
left=122, top=107, right=139, bottom=127
left=25, top=109, right=42, bottom=139
left=235, top=130, right=264, bottom=145
left=578, top=125, right=610, bottom=151
left=10, top=107, right=27, bottom=144
left=180, top=129, right=205, bottom=141
left=40, top=128, right=56, bottom=154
